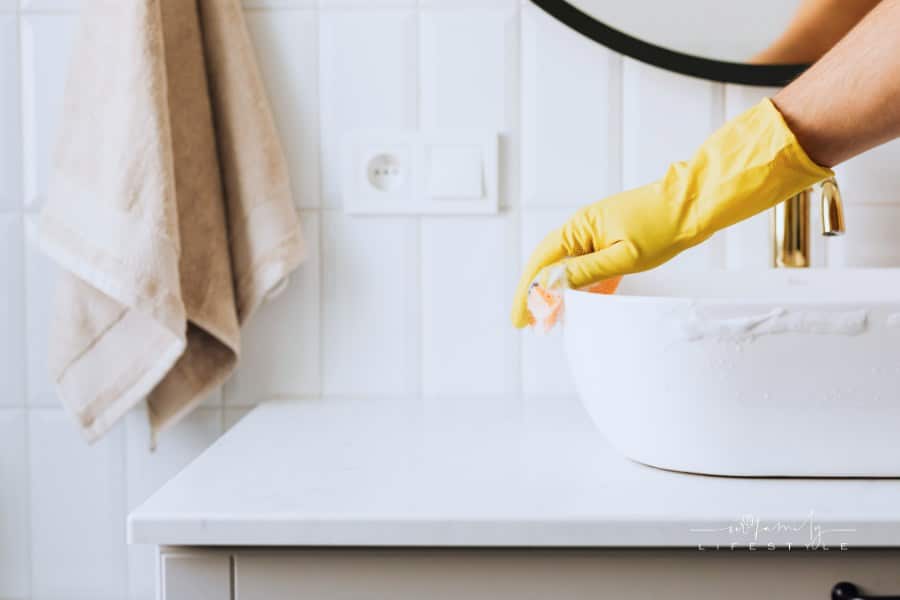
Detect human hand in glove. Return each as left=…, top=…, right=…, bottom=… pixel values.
left=511, top=98, right=833, bottom=328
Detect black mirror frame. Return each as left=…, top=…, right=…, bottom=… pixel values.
left=531, top=0, right=810, bottom=87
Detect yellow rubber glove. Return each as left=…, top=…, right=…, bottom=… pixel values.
left=511, top=98, right=833, bottom=328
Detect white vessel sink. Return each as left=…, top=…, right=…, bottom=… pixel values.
left=564, top=269, right=900, bottom=477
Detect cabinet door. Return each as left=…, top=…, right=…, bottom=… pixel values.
left=160, top=552, right=231, bottom=600
left=234, top=548, right=900, bottom=600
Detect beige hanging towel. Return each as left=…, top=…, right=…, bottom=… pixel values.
left=37, top=0, right=306, bottom=443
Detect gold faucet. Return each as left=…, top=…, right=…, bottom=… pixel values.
left=771, top=177, right=845, bottom=268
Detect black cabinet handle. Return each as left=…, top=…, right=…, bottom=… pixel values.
left=833, top=582, right=900, bottom=600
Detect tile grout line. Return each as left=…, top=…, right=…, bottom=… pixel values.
left=414, top=0, right=425, bottom=401
left=15, top=3, right=36, bottom=597
left=119, top=401, right=129, bottom=598
left=311, top=0, right=325, bottom=405
left=309, top=2, right=327, bottom=404
left=609, top=51, right=624, bottom=197
left=510, top=2, right=524, bottom=407
left=618, top=55, right=628, bottom=194
left=516, top=5, right=526, bottom=404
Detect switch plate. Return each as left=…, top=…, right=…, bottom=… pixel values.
left=342, top=130, right=498, bottom=215
left=426, top=145, right=483, bottom=200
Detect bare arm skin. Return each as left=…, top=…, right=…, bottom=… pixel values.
left=752, top=0, right=882, bottom=63
left=772, top=0, right=900, bottom=167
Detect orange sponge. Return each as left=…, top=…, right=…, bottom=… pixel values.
left=527, top=275, right=621, bottom=333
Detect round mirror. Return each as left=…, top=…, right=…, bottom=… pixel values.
left=531, top=0, right=812, bottom=86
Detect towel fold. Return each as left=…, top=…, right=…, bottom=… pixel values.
left=38, top=0, right=305, bottom=443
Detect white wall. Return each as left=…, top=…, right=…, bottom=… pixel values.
left=2, top=1, right=900, bottom=599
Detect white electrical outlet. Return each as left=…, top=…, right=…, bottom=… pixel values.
left=366, top=153, right=405, bottom=192
left=342, top=130, right=498, bottom=215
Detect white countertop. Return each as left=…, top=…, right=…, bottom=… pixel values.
left=128, top=399, right=900, bottom=548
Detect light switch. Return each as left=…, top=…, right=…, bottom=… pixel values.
left=426, top=145, right=483, bottom=200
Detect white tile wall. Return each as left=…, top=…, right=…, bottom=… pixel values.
left=828, top=204, right=900, bottom=268
left=319, top=8, right=418, bottom=206
left=622, top=59, right=723, bottom=188
left=245, top=0, right=316, bottom=8
left=29, top=410, right=127, bottom=600
left=25, top=221, right=60, bottom=407
left=419, top=7, right=514, bottom=130
left=420, top=5, right=519, bottom=207
left=0, top=214, right=24, bottom=408
left=421, top=215, right=519, bottom=399
left=246, top=9, right=321, bottom=209
left=837, top=139, right=900, bottom=204
left=20, top=13, right=78, bottom=210
left=0, top=411, right=29, bottom=600
left=320, top=0, right=414, bottom=7
left=321, top=213, right=419, bottom=397
left=20, top=0, right=80, bottom=11
left=521, top=4, right=620, bottom=208
left=0, top=15, right=19, bottom=212
left=4, top=2, right=900, bottom=599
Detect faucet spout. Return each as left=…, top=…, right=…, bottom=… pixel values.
left=820, top=177, right=846, bottom=236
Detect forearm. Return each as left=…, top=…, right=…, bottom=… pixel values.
left=753, top=0, right=881, bottom=64
left=773, top=0, right=900, bottom=167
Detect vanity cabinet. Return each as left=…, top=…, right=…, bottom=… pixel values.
left=131, top=402, right=900, bottom=600
left=160, top=547, right=900, bottom=600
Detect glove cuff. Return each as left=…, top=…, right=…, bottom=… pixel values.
left=690, top=97, right=834, bottom=236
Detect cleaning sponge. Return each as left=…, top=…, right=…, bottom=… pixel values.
left=526, top=263, right=621, bottom=333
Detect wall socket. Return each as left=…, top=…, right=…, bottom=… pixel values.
left=366, top=153, right=406, bottom=192
left=342, top=130, right=498, bottom=215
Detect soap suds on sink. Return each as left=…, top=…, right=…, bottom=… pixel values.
left=681, top=307, right=868, bottom=341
